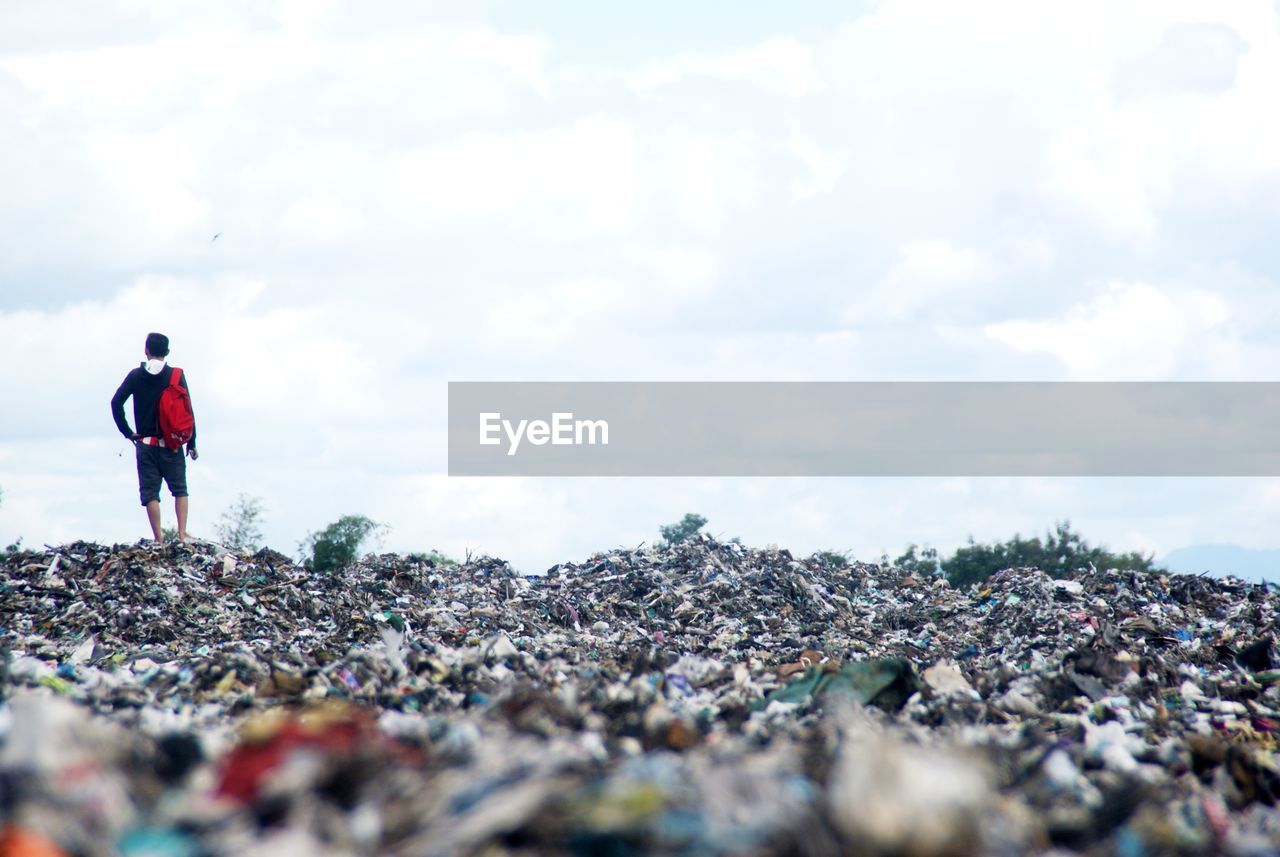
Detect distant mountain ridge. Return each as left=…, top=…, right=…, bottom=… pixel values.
left=1159, top=543, right=1280, bottom=582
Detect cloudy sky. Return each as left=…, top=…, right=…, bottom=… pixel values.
left=2, top=0, right=1279, bottom=571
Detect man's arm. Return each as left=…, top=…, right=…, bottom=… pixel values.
left=111, top=373, right=136, bottom=439
left=179, top=370, right=197, bottom=452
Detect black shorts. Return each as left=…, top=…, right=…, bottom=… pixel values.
left=136, top=443, right=187, bottom=505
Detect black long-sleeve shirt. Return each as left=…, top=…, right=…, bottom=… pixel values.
left=111, top=364, right=197, bottom=450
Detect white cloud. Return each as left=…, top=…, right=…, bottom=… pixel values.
left=482, top=277, right=628, bottom=353
left=842, top=239, right=991, bottom=324
left=893, top=240, right=988, bottom=284
left=787, top=136, right=846, bottom=204
left=279, top=196, right=364, bottom=243
left=393, top=114, right=643, bottom=236
left=984, top=281, right=1230, bottom=377
left=624, top=242, right=720, bottom=297
left=1116, top=22, right=1248, bottom=97
left=1041, top=123, right=1170, bottom=244
left=87, top=129, right=209, bottom=237
left=627, top=36, right=823, bottom=98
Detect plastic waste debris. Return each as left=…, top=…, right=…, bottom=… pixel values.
left=763, top=658, right=918, bottom=711
left=2, top=534, right=1280, bottom=854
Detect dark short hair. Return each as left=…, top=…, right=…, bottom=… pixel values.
left=145, top=332, right=170, bottom=357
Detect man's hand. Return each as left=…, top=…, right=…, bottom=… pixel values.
left=187, top=447, right=199, bottom=461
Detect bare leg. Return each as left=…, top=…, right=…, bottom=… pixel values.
left=146, top=500, right=163, bottom=541
left=176, top=496, right=190, bottom=541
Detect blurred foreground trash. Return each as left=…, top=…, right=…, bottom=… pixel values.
left=3, top=535, right=1280, bottom=854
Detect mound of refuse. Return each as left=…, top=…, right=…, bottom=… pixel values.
left=2, top=536, right=1279, bottom=856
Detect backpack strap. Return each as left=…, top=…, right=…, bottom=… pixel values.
left=169, top=367, right=183, bottom=387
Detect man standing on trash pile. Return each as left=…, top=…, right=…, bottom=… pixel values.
left=111, top=332, right=199, bottom=542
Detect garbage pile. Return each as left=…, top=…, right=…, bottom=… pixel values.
left=3, top=536, right=1280, bottom=855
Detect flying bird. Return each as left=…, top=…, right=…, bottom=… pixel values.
left=211, top=232, right=221, bottom=242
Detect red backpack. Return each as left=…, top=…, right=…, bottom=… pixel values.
left=158, top=367, right=195, bottom=449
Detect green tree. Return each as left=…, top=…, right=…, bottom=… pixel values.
left=942, top=521, right=1154, bottom=589
left=812, top=549, right=851, bottom=568
left=889, top=543, right=941, bottom=577
left=660, top=512, right=707, bottom=545
left=408, top=549, right=457, bottom=567
left=301, top=514, right=383, bottom=572
left=216, top=494, right=265, bottom=552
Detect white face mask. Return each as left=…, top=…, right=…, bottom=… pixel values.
left=145, top=358, right=166, bottom=375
